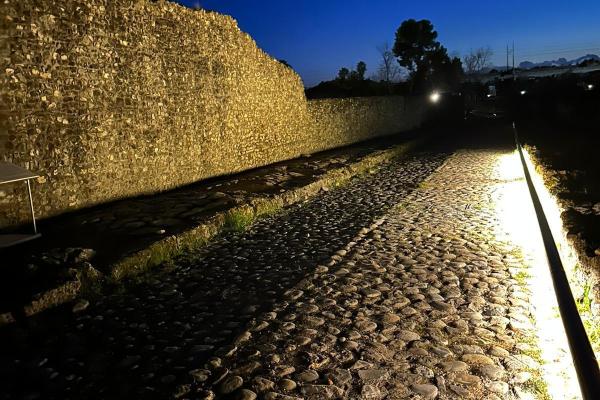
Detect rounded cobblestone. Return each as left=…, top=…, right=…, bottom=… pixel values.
left=2, top=149, right=551, bottom=399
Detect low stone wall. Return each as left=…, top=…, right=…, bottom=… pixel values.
left=0, top=0, right=424, bottom=227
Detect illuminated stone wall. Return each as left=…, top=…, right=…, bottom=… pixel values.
left=0, top=0, right=424, bottom=227
left=308, top=97, right=422, bottom=150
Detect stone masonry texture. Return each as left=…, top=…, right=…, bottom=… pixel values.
left=0, top=0, right=424, bottom=227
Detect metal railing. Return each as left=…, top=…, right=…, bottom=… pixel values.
left=513, top=122, right=600, bottom=400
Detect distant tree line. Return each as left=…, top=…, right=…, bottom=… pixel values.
left=336, top=61, right=368, bottom=81
left=307, top=18, right=491, bottom=99
left=306, top=60, right=411, bottom=99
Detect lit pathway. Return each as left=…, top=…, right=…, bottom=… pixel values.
left=3, top=147, right=580, bottom=400
left=185, top=149, right=575, bottom=399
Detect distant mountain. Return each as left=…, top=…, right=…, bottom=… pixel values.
left=518, top=54, right=600, bottom=69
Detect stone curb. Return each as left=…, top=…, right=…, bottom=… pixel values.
left=0, top=137, right=423, bottom=325
left=110, top=139, right=422, bottom=282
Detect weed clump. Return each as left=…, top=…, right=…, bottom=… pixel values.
left=224, top=207, right=255, bottom=232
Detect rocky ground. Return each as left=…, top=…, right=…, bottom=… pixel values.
left=0, top=133, right=415, bottom=317
left=2, top=128, right=559, bottom=399
left=2, top=148, right=449, bottom=399
left=182, top=149, right=550, bottom=400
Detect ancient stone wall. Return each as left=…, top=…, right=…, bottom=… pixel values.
left=308, top=97, right=423, bottom=151
left=0, top=0, right=424, bottom=227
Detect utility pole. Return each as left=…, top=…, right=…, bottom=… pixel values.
left=506, top=44, right=509, bottom=73
left=512, top=41, right=516, bottom=81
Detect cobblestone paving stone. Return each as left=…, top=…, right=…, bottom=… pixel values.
left=184, top=149, right=547, bottom=400
left=2, top=152, right=448, bottom=400
left=3, top=137, right=403, bottom=272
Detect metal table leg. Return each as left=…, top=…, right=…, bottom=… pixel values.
left=26, top=179, right=37, bottom=234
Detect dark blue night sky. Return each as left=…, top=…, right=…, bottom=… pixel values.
left=177, top=0, right=600, bottom=87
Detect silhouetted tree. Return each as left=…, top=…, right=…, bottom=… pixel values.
left=337, top=67, right=350, bottom=80
left=376, top=42, right=401, bottom=83
left=356, top=61, right=367, bottom=80
left=432, top=53, right=463, bottom=91
left=429, top=47, right=464, bottom=90
left=393, top=19, right=439, bottom=73
left=463, top=47, right=493, bottom=74
left=393, top=19, right=462, bottom=92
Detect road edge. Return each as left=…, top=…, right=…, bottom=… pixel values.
left=1, top=136, right=424, bottom=324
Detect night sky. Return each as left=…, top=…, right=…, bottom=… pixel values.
left=177, top=0, right=600, bottom=87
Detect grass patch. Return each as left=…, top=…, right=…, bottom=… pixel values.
left=393, top=202, right=406, bottom=212
left=111, top=240, right=176, bottom=281
left=507, top=245, right=551, bottom=400
left=418, top=180, right=432, bottom=189
left=576, top=282, right=592, bottom=314
left=224, top=207, right=255, bottom=232
left=110, top=221, right=219, bottom=282
left=331, top=176, right=350, bottom=187
left=514, top=270, right=531, bottom=286
left=583, top=319, right=600, bottom=352
left=520, top=335, right=544, bottom=364
left=107, top=140, right=419, bottom=283
left=522, top=373, right=551, bottom=400
left=514, top=322, right=551, bottom=400
left=584, top=315, right=600, bottom=341
left=148, top=243, right=174, bottom=268
left=575, top=282, right=600, bottom=353
left=253, top=198, right=284, bottom=218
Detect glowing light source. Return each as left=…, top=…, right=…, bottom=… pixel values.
left=429, top=91, right=441, bottom=103
left=587, top=84, right=594, bottom=91
left=494, top=151, right=582, bottom=400
left=520, top=90, right=527, bottom=95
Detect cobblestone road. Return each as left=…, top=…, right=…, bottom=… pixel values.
left=3, top=144, right=557, bottom=399
left=3, top=151, right=449, bottom=400
left=181, top=149, right=550, bottom=400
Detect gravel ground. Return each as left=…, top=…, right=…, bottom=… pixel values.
left=2, top=151, right=448, bottom=400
